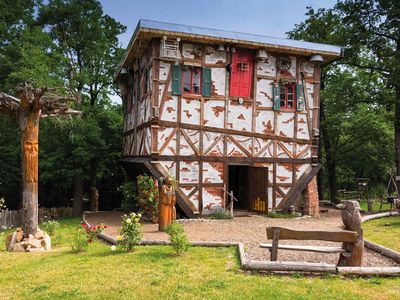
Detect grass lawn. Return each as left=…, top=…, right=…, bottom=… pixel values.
left=0, top=218, right=400, bottom=299
left=359, top=200, right=392, bottom=212
left=363, top=215, right=400, bottom=252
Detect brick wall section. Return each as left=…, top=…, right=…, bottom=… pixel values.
left=303, top=176, right=319, bottom=216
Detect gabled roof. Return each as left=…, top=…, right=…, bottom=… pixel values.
left=115, top=19, right=343, bottom=79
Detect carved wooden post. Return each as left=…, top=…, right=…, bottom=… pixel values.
left=1, top=83, right=78, bottom=239
left=17, top=86, right=44, bottom=237
left=338, top=200, right=364, bottom=267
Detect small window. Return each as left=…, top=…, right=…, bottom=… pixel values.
left=183, top=66, right=202, bottom=94
left=279, top=83, right=296, bottom=110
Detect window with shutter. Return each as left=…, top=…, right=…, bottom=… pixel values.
left=172, top=64, right=182, bottom=95
left=182, top=66, right=202, bottom=95
left=277, top=83, right=296, bottom=111
left=230, top=49, right=254, bottom=97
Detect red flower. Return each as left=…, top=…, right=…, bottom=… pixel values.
left=82, top=223, right=87, bottom=227
left=97, top=225, right=101, bottom=229
left=104, top=225, right=107, bottom=229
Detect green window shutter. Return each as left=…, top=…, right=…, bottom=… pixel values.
left=172, top=64, right=182, bottom=95
left=202, top=67, right=212, bottom=97
left=273, top=83, right=280, bottom=111
left=296, top=84, right=305, bottom=112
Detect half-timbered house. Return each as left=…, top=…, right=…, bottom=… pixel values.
left=116, top=20, right=343, bottom=218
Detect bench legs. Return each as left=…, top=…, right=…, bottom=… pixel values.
left=271, top=229, right=280, bottom=261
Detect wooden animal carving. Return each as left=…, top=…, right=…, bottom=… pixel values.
left=337, top=200, right=363, bottom=266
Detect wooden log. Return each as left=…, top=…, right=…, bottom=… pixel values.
left=266, top=226, right=358, bottom=243
left=337, top=267, right=400, bottom=277
left=364, top=239, right=400, bottom=263
left=270, top=228, right=280, bottom=261
left=260, top=243, right=348, bottom=254
left=361, top=211, right=400, bottom=223
left=242, top=260, right=337, bottom=273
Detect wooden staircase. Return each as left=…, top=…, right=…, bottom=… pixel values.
left=143, top=161, right=199, bottom=218
left=279, top=163, right=321, bottom=212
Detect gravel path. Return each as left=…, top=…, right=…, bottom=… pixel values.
left=86, top=208, right=399, bottom=267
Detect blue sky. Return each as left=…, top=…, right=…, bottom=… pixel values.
left=100, top=0, right=337, bottom=48
left=101, top=0, right=337, bottom=103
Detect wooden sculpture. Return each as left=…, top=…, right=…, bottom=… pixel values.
left=0, top=83, right=78, bottom=237
left=158, top=177, right=176, bottom=231
left=337, top=200, right=364, bottom=266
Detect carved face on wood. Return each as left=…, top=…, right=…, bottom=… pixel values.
left=23, top=140, right=38, bottom=182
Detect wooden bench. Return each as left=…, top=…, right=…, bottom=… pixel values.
left=260, top=226, right=358, bottom=261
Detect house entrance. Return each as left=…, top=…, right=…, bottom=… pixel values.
left=228, top=165, right=268, bottom=213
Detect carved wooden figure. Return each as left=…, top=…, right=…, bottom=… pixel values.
left=337, top=200, right=364, bottom=267
left=0, top=83, right=78, bottom=238
left=158, top=177, right=177, bottom=231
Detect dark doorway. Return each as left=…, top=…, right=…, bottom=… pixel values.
left=228, top=165, right=268, bottom=213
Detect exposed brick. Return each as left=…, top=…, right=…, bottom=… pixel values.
left=303, top=176, right=319, bottom=216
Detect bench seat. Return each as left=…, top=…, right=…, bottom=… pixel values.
left=260, top=243, right=349, bottom=254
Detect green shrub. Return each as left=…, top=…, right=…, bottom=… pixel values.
left=266, top=212, right=297, bottom=219
left=70, top=226, right=89, bottom=253
left=137, top=175, right=159, bottom=222
left=119, top=182, right=137, bottom=211
left=165, top=222, right=190, bottom=256
left=119, top=212, right=142, bottom=252
left=0, top=198, right=6, bottom=212
left=41, top=220, right=60, bottom=236
left=208, top=210, right=233, bottom=220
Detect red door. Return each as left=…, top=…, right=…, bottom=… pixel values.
left=230, top=49, right=254, bottom=97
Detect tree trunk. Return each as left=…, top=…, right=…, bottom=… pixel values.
left=72, top=176, right=83, bottom=217
left=89, top=158, right=98, bottom=211
left=395, top=84, right=400, bottom=192
left=20, top=111, right=40, bottom=237
left=320, top=100, right=338, bottom=204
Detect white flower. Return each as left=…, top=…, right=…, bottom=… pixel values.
left=137, top=214, right=142, bottom=218
left=110, top=245, right=116, bottom=251
left=126, top=218, right=132, bottom=224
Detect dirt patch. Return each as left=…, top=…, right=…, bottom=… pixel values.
left=86, top=209, right=398, bottom=267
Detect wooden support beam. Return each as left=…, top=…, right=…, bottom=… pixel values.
left=260, top=243, right=349, bottom=254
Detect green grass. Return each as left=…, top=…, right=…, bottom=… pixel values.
left=359, top=200, right=392, bottom=212
left=266, top=212, right=298, bottom=219
left=363, top=215, right=400, bottom=252
left=1, top=218, right=400, bottom=299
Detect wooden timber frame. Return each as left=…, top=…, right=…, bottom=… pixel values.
left=118, top=21, right=342, bottom=217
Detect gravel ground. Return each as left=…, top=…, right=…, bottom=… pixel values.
left=86, top=208, right=399, bottom=267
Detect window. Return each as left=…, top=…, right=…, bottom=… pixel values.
left=279, top=83, right=296, bottom=109
left=230, top=49, right=254, bottom=97
left=183, top=66, right=202, bottom=94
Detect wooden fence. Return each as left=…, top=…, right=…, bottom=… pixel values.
left=0, top=207, right=73, bottom=228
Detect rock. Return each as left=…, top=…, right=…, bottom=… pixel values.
left=26, top=235, right=42, bottom=249
left=41, top=232, right=51, bottom=250
left=12, top=242, right=26, bottom=252
left=5, top=233, right=13, bottom=251
left=26, top=247, right=45, bottom=253
left=34, top=229, right=45, bottom=240
left=16, top=228, right=24, bottom=242
left=7, top=232, right=17, bottom=252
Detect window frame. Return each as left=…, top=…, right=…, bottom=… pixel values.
left=279, top=82, right=297, bottom=111
left=182, top=66, right=202, bottom=95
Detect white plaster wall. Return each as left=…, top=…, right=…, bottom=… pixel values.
left=203, top=100, right=225, bottom=128
left=161, top=95, right=178, bottom=122
left=179, top=161, right=199, bottom=184
left=211, top=68, right=226, bottom=96
left=277, top=112, right=295, bottom=138
left=228, top=101, right=252, bottom=132
left=255, top=110, right=274, bottom=135
left=205, top=46, right=227, bottom=64
left=256, top=79, right=274, bottom=107
left=203, top=162, right=223, bottom=183
left=181, top=98, right=201, bottom=125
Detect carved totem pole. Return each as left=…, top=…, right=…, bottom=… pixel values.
left=0, top=83, right=78, bottom=238
left=158, top=177, right=177, bottom=231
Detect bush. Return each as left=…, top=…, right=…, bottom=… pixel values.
left=119, top=182, right=137, bottom=211
left=137, top=175, right=159, bottom=222
left=119, top=212, right=142, bottom=252
left=208, top=210, right=233, bottom=220
left=41, top=220, right=60, bottom=236
left=0, top=198, right=6, bottom=212
left=165, top=222, right=190, bottom=256
left=70, top=223, right=107, bottom=253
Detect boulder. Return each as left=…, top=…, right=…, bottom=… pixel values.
left=26, top=234, right=42, bottom=249
left=7, top=231, right=17, bottom=252
left=5, top=233, right=13, bottom=250
left=34, top=230, right=45, bottom=240
left=40, top=232, right=51, bottom=250
left=16, top=228, right=24, bottom=242
left=12, top=242, right=26, bottom=252
left=26, top=247, right=45, bottom=253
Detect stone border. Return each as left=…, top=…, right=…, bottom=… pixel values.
left=361, top=211, right=400, bottom=263
left=83, top=211, right=400, bottom=277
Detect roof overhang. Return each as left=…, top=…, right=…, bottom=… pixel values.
left=114, top=19, right=344, bottom=81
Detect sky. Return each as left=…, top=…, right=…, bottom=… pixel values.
left=101, top=0, right=337, bottom=103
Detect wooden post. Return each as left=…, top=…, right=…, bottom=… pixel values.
left=270, top=228, right=280, bottom=261
left=338, top=200, right=364, bottom=267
